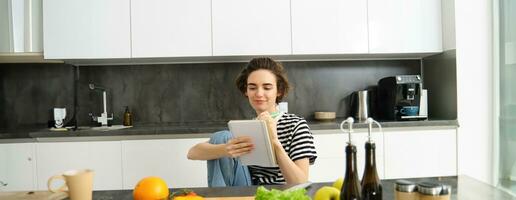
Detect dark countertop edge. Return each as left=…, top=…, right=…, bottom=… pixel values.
left=90, top=176, right=516, bottom=200
left=0, top=119, right=458, bottom=142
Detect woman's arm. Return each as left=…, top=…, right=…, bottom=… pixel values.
left=187, top=136, right=255, bottom=160
left=273, top=141, right=310, bottom=184
left=187, top=142, right=228, bottom=160
left=257, top=112, right=311, bottom=185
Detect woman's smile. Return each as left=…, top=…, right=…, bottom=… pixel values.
left=245, top=69, right=280, bottom=114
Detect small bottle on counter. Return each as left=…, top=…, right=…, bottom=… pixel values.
left=123, top=106, right=132, bottom=126
left=417, top=182, right=451, bottom=200
left=394, top=180, right=418, bottom=200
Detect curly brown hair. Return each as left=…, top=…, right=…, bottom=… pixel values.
left=235, top=57, right=290, bottom=104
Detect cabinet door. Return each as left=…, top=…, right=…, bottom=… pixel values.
left=0, top=143, right=36, bottom=191
left=291, top=0, right=368, bottom=54
left=384, top=129, right=457, bottom=179
left=121, top=138, right=208, bottom=189
left=0, top=0, right=43, bottom=53
left=368, top=0, right=442, bottom=53
left=310, top=130, right=385, bottom=183
left=131, top=0, right=211, bottom=58
left=42, top=0, right=131, bottom=59
left=212, top=0, right=291, bottom=56
left=36, top=141, right=123, bottom=190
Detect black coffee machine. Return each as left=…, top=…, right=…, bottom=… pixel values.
left=376, top=75, right=427, bottom=121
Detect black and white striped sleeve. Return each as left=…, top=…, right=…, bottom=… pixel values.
left=288, top=119, right=317, bottom=164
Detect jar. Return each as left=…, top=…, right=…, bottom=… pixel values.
left=417, top=182, right=451, bottom=200
left=395, top=180, right=418, bottom=200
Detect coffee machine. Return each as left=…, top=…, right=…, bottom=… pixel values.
left=376, top=75, right=427, bottom=121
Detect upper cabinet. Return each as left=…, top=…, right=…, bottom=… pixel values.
left=131, top=0, right=212, bottom=58
left=211, top=0, right=291, bottom=56
left=41, top=0, right=444, bottom=60
left=368, top=0, right=442, bottom=53
left=0, top=0, right=43, bottom=53
left=42, top=0, right=131, bottom=59
left=291, top=0, right=368, bottom=54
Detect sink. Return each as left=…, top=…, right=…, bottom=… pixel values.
left=76, top=125, right=132, bottom=131
left=91, top=125, right=132, bottom=131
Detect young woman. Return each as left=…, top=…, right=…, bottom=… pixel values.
left=187, top=57, right=317, bottom=186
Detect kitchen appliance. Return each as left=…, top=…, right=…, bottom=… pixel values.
left=377, top=75, right=427, bottom=121
left=53, top=108, right=66, bottom=128
left=349, top=90, right=371, bottom=122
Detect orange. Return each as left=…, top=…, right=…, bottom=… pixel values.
left=172, top=191, right=205, bottom=200
left=133, top=176, right=170, bottom=200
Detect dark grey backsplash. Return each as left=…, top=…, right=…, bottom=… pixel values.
left=0, top=60, right=420, bottom=130
left=0, top=63, right=75, bottom=129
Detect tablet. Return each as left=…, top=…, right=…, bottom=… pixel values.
left=228, top=120, right=277, bottom=167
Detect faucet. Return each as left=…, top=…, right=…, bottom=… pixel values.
left=89, top=83, right=113, bottom=126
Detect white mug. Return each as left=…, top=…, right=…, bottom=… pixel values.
left=48, top=169, right=94, bottom=200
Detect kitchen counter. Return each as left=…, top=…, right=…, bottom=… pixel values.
left=1, top=176, right=514, bottom=200
left=0, top=119, right=458, bottom=142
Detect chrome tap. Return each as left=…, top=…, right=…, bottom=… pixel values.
left=0, top=180, right=7, bottom=187
left=89, top=83, right=113, bottom=126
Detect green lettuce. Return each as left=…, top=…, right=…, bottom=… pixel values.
left=255, top=186, right=311, bottom=200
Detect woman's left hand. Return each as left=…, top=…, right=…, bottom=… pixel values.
left=257, top=112, right=279, bottom=144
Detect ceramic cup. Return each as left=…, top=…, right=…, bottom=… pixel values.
left=47, top=169, right=94, bottom=200
left=400, top=106, right=419, bottom=116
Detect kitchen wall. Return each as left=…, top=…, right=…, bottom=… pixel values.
left=0, top=60, right=420, bottom=131
left=423, top=50, right=457, bottom=120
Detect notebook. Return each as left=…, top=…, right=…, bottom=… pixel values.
left=227, top=120, right=277, bottom=167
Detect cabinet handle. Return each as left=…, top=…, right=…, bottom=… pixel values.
left=28, top=157, right=32, bottom=161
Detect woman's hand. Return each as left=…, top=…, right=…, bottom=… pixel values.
left=257, top=112, right=279, bottom=144
left=225, top=136, right=254, bottom=158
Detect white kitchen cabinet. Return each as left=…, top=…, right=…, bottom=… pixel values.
left=383, top=128, right=457, bottom=179
left=121, top=138, right=208, bottom=189
left=0, top=0, right=43, bottom=53
left=0, top=143, right=36, bottom=191
left=368, top=0, right=442, bottom=53
left=310, top=130, right=385, bottom=183
left=42, top=0, right=131, bottom=59
left=130, top=0, right=211, bottom=58
left=35, top=141, right=123, bottom=191
left=212, top=0, right=291, bottom=56
left=291, top=0, right=368, bottom=54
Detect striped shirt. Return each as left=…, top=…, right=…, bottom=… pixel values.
left=248, top=113, right=317, bottom=185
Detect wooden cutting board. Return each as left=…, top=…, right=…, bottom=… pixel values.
left=0, top=191, right=67, bottom=200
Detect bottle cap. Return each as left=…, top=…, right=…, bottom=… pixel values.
left=365, top=141, right=376, bottom=148
left=345, top=144, right=357, bottom=153
left=395, top=180, right=417, bottom=192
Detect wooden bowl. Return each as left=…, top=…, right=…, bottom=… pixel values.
left=314, top=112, right=336, bottom=121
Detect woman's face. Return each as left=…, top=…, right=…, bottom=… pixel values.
left=245, top=69, right=280, bottom=114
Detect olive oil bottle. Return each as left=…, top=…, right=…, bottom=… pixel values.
left=341, top=143, right=362, bottom=200
left=123, top=106, right=132, bottom=126
left=361, top=119, right=382, bottom=200
left=340, top=117, right=362, bottom=200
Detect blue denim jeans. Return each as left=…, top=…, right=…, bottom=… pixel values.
left=207, top=130, right=252, bottom=187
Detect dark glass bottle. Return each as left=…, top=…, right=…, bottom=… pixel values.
left=123, top=106, right=132, bottom=126
left=341, top=144, right=362, bottom=200
left=361, top=141, right=382, bottom=200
